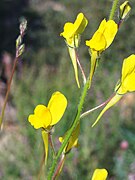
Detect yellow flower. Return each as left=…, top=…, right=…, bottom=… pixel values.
left=117, top=54, right=135, bottom=94
left=59, top=123, right=80, bottom=154
left=28, top=91, right=67, bottom=164
left=60, top=13, right=88, bottom=46
left=92, top=54, right=135, bottom=127
left=119, top=1, right=131, bottom=20
left=86, top=19, right=118, bottom=88
left=91, top=169, right=108, bottom=180
left=60, top=13, right=88, bottom=88
left=28, top=91, right=67, bottom=129
left=86, top=19, right=118, bottom=52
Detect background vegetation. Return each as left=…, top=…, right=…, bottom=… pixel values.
left=0, top=0, right=135, bottom=179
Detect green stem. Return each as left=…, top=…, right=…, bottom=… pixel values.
left=0, top=56, right=18, bottom=128
left=47, top=78, right=90, bottom=180
left=109, top=0, right=119, bottom=20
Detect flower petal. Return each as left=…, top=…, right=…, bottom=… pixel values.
left=92, top=169, right=108, bottom=180
left=86, top=19, right=117, bottom=51
left=122, top=72, right=135, bottom=92
left=98, top=19, right=107, bottom=31
left=48, top=92, right=67, bottom=125
left=60, top=22, right=74, bottom=42
left=28, top=105, right=52, bottom=129
left=60, top=13, right=88, bottom=46
left=121, top=54, right=135, bottom=82
left=103, top=20, right=118, bottom=49
left=86, top=31, right=106, bottom=51
left=73, top=13, right=88, bottom=35
left=117, top=54, right=135, bottom=94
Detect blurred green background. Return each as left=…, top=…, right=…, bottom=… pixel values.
left=0, top=0, right=135, bottom=179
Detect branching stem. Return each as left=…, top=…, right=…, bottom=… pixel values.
left=47, top=78, right=90, bottom=179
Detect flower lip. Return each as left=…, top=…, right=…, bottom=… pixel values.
left=28, top=104, right=52, bottom=129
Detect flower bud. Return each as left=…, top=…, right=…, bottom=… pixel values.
left=119, top=1, right=131, bottom=20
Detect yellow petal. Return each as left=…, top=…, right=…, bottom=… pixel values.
left=118, top=72, right=135, bottom=94
left=103, top=20, right=118, bottom=49
left=59, top=123, right=80, bottom=154
left=121, top=54, right=135, bottom=82
left=86, top=19, right=117, bottom=51
left=92, top=169, right=108, bottom=180
left=73, top=13, right=88, bottom=35
left=86, top=19, right=107, bottom=51
left=86, top=31, right=106, bottom=51
left=97, top=19, right=107, bottom=32
left=120, top=1, right=131, bottom=20
left=115, top=55, right=135, bottom=94
left=48, top=92, right=67, bottom=125
left=42, top=130, right=49, bottom=165
left=122, top=72, right=135, bottom=92
left=68, top=47, right=80, bottom=88
left=92, top=94, right=122, bottom=127
left=28, top=105, right=52, bottom=129
left=60, top=13, right=88, bottom=45
left=60, top=22, right=74, bottom=42
left=28, top=115, right=42, bottom=129
left=117, top=54, right=135, bottom=94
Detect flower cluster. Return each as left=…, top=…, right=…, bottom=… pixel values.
left=27, top=0, right=134, bottom=179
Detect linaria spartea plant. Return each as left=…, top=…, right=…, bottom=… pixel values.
left=1, top=0, right=134, bottom=179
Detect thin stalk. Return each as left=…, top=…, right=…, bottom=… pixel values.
left=48, top=132, right=56, bottom=157
left=75, top=49, right=86, bottom=84
left=80, top=93, right=115, bottom=119
left=0, top=56, right=18, bottom=128
left=52, top=154, right=66, bottom=180
left=109, top=0, right=119, bottom=20
left=47, top=78, right=90, bottom=180
left=0, top=19, right=26, bottom=129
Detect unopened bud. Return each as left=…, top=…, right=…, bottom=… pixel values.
left=16, top=35, right=22, bottom=49
left=19, top=18, right=27, bottom=35
left=17, top=44, right=25, bottom=57
left=119, top=1, right=131, bottom=20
